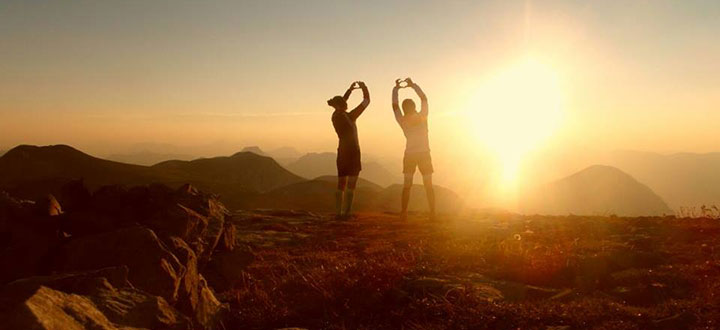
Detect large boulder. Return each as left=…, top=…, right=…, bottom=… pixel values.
left=0, top=192, right=61, bottom=284
left=56, top=179, right=91, bottom=213
left=52, top=226, right=185, bottom=303
left=193, top=276, right=225, bottom=329
left=1, top=184, right=234, bottom=329
left=59, top=182, right=232, bottom=262
left=203, top=247, right=255, bottom=292
left=0, top=267, right=191, bottom=330
left=164, top=236, right=225, bottom=329
left=146, top=203, right=210, bottom=255
left=38, top=194, right=63, bottom=216
left=0, top=286, right=116, bottom=330
left=61, top=184, right=139, bottom=236
left=65, top=183, right=232, bottom=266
left=173, top=184, right=230, bottom=264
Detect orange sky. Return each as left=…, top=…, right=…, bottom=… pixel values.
left=1, top=1, right=719, bottom=208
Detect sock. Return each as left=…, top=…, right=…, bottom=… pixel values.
left=343, top=189, right=355, bottom=216
left=335, top=190, right=344, bottom=216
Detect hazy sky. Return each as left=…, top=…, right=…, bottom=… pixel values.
left=2, top=1, right=720, bottom=202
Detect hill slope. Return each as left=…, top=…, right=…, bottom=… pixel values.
left=372, top=184, right=464, bottom=213
left=0, top=145, right=170, bottom=191
left=240, top=146, right=267, bottom=156
left=240, top=179, right=463, bottom=213
left=152, top=151, right=304, bottom=206
left=312, top=175, right=383, bottom=191
left=0, top=144, right=456, bottom=213
left=607, top=150, right=720, bottom=208
left=520, top=165, right=672, bottom=216
left=106, top=151, right=197, bottom=166
left=0, top=145, right=303, bottom=208
left=240, top=179, right=380, bottom=212
left=287, top=152, right=400, bottom=187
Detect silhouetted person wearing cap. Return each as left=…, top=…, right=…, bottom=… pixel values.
left=328, top=81, right=370, bottom=220
left=392, top=78, right=435, bottom=220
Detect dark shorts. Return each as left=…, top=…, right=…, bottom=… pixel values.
left=337, top=148, right=361, bottom=177
left=403, top=151, right=433, bottom=175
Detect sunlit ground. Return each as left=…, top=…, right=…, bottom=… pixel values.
left=227, top=212, right=720, bottom=329
left=465, top=56, right=565, bottom=203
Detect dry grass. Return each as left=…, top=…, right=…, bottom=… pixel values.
left=676, top=205, right=720, bottom=219
left=221, top=213, right=720, bottom=329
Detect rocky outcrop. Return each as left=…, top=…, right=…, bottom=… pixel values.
left=53, top=226, right=185, bottom=302
left=1, top=286, right=119, bottom=330
left=0, top=192, right=62, bottom=284
left=203, top=246, right=255, bottom=292
left=165, top=236, right=225, bottom=328
left=0, top=267, right=191, bottom=329
left=0, top=182, right=242, bottom=329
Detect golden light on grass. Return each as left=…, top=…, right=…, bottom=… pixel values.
left=466, top=56, right=565, bottom=195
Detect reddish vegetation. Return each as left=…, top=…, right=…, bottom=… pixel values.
left=2, top=180, right=718, bottom=329
left=224, top=212, right=720, bottom=329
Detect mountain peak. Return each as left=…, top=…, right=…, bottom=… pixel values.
left=240, top=146, right=266, bottom=156
left=1, top=144, right=93, bottom=162
left=521, top=164, right=672, bottom=216
left=567, top=165, right=633, bottom=180
left=230, top=150, right=271, bottom=160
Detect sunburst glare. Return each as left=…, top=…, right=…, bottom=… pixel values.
left=466, top=57, right=565, bottom=195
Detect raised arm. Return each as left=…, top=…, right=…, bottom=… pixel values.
left=342, top=82, right=355, bottom=101
left=408, top=79, right=428, bottom=117
left=392, top=79, right=403, bottom=124
left=349, top=81, right=370, bottom=119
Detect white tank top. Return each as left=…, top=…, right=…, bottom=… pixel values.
left=400, top=114, right=430, bottom=154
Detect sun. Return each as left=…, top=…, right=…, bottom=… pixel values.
left=466, top=57, right=565, bottom=193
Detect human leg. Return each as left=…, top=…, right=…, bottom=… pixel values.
left=422, top=174, right=436, bottom=220
left=401, top=173, right=414, bottom=220
left=418, top=152, right=436, bottom=219
left=343, top=175, right=359, bottom=218
left=336, top=176, right=348, bottom=218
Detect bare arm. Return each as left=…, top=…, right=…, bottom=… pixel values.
left=409, top=80, right=428, bottom=117
left=392, top=81, right=403, bottom=124
left=349, top=81, right=370, bottom=119
left=342, top=82, right=355, bottom=101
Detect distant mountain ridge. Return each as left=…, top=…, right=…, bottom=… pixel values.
left=0, top=144, right=461, bottom=214
left=106, top=151, right=197, bottom=166
left=520, top=165, right=672, bottom=216
left=241, top=146, right=301, bottom=166
left=0, top=145, right=303, bottom=208
left=241, top=179, right=463, bottom=213
left=287, top=152, right=400, bottom=187
left=0, top=145, right=165, bottom=187
left=606, top=150, right=720, bottom=208
left=152, top=151, right=304, bottom=194
left=240, top=146, right=266, bottom=156
left=312, top=175, right=382, bottom=191
left=268, top=146, right=301, bottom=160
